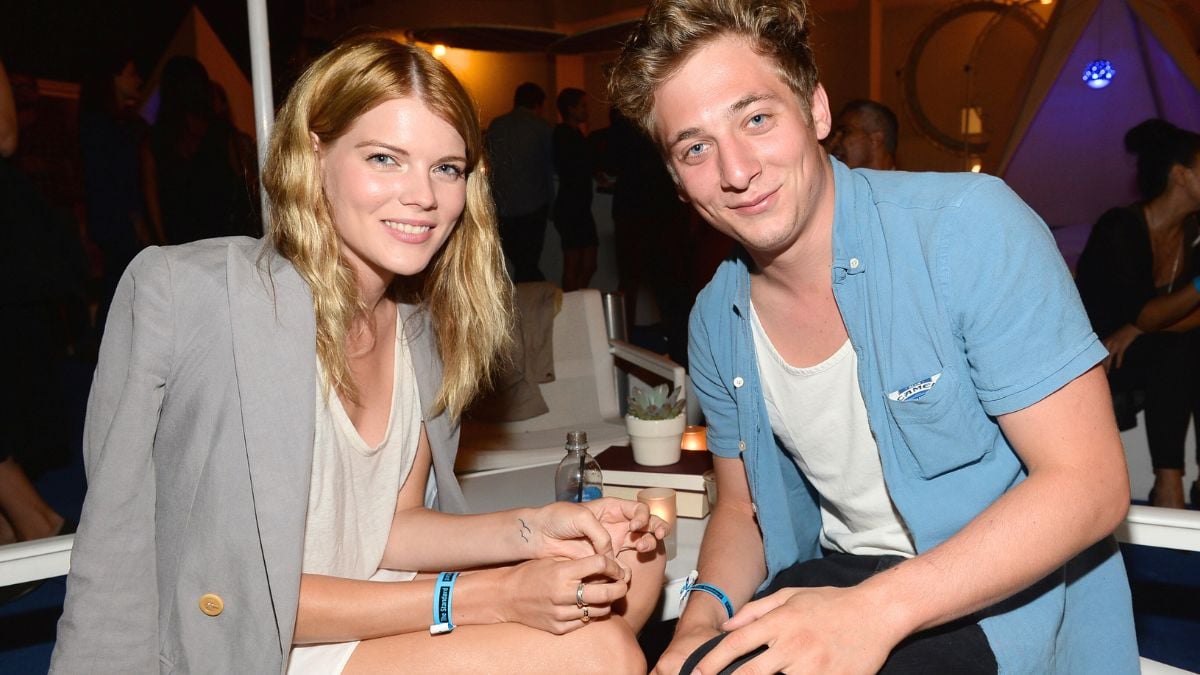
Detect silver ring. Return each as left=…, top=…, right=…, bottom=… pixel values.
left=576, top=581, right=586, bottom=608
left=580, top=604, right=591, bottom=623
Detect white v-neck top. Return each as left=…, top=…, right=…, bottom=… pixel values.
left=301, top=314, right=422, bottom=579
left=750, top=303, right=915, bottom=557
left=288, top=315, right=423, bottom=673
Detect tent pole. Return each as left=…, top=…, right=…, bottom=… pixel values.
left=247, top=0, right=274, bottom=226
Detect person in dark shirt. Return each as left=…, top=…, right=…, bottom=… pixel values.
left=552, top=88, right=598, bottom=292
left=1076, top=118, right=1200, bottom=508
left=145, top=56, right=260, bottom=246
left=486, top=83, right=554, bottom=282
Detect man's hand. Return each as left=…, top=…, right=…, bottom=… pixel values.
left=651, top=622, right=722, bottom=675
left=695, top=586, right=906, bottom=675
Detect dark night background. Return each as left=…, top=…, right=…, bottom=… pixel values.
left=0, top=1, right=307, bottom=95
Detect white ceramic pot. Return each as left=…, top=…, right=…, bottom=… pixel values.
left=626, top=413, right=686, bottom=466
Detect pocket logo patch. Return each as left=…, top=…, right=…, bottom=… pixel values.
left=887, top=373, right=942, bottom=402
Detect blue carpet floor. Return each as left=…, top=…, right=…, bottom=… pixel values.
left=2, top=358, right=1198, bottom=673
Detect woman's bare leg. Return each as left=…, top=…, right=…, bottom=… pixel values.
left=345, top=544, right=666, bottom=674
left=345, top=613, right=646, bottom=675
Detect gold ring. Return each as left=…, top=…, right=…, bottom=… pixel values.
left=580, top=604, right=591, bottom=623
left=576, top=582, right=586, bottom=608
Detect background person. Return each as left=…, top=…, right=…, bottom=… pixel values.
left=552, top=88, right=598, bottom=292
left=1075, top=118, right=1200, bottom=509
left=0, top=56, right=77, bottom=603
left=144, top=55, right=260, bottom=245
left=825, top=98, right=898, bottom=170
left=78, top=50, right=151, bottom=330
left=485, top=82, right=554, bottom=283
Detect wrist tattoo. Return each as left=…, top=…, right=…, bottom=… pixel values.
left=518, top=518, right=532, bottom=543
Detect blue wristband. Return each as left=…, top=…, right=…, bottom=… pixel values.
left=430, top=571, right=459, bottom=635
left=680, top=570, right=735, bottom=619
left=1192, top=276, right=1199, bottom=293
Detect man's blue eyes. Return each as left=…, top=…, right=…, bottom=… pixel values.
left=749, top=114, right=766, bottom=126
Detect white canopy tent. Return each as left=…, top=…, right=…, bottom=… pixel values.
left=998, top=0, right=1200, bottom=263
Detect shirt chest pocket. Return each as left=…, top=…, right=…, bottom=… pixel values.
left=882, top=366, right=990, bottom=479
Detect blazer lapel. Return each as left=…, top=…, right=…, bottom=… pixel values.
left=400, top=305, right=467, bottom=513
left=226, top=245, right=316, bottom=657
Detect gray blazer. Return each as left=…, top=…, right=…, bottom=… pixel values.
left=51, top=237, right=467, bottom=674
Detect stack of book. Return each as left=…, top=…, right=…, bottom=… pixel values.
left=597, top=445, right=712, bottom=518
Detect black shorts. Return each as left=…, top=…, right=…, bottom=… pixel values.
left=679, top=552, right=997, bottom=675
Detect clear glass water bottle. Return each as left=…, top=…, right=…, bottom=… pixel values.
left=554, top=431, right=603, bottom=502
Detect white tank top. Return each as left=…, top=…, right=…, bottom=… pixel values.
left=750, top=303, right=915, bottom=557
left=287, top=315, right=423, bottom=674
left=301, top=314, right=422, bottom=579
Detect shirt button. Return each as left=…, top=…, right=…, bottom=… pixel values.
left=733, top=376, right=744, bottom=388
left=199, top=593, right=224, bottom=617
left=738, top=440, right=746, bottom=452
left=849, top=258, right=860, bottom=269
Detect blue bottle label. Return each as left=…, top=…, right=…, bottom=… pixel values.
left=556, top=485, right=604, bottom=503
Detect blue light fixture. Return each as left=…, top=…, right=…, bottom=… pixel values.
left=1082, top=59, right=1115, bottom=89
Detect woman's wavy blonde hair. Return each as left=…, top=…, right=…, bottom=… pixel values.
left=262, top=37, right=512, bottom=419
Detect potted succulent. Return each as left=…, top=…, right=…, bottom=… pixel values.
left=626, top=384, right=687, bottom=466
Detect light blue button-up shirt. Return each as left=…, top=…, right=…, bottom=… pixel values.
left=688, top=157, right=1138, bottom=673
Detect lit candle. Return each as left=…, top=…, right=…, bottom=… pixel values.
left=681, top=425, right=708, bottom=451
left=637, top=487, right=677, bottom=560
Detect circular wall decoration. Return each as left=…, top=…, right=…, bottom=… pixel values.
left=901, top=0, right=1045, bottom=156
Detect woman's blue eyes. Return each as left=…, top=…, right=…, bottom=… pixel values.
left=433, top=163, right=464, bottom=178
left=366, top=154, right=465, bottom=179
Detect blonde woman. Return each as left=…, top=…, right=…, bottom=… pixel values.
left=52, top=38, right=665, bottom=674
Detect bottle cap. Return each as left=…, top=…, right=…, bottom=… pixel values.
left=565, top=430, right=589, bottom=451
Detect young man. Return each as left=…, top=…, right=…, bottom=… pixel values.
left=827, top=99, right=898, bottom=171
left=608, top=1, right=1137, bottom=673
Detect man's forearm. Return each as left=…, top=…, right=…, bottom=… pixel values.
left=858, top=464, right=1126, bottom=637
left=855, top=368, right=1129, bottom=638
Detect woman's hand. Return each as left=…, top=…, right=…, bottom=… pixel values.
left=498, top=554, right=631, bottom=634
left=530, top=498, right=669, bottom=560
left=1102, top=323, right=1142, bottom=371
left=583, top=497, right=670, bottom=556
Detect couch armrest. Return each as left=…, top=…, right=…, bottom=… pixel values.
left=1116, top=505, right=1200, bottom=552
left=609, top=339, right=685, bottom=392
left=0, top=533, right=74, bottom=585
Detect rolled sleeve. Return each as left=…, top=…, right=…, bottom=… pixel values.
left=944, top=179, right=1105, bottom=417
